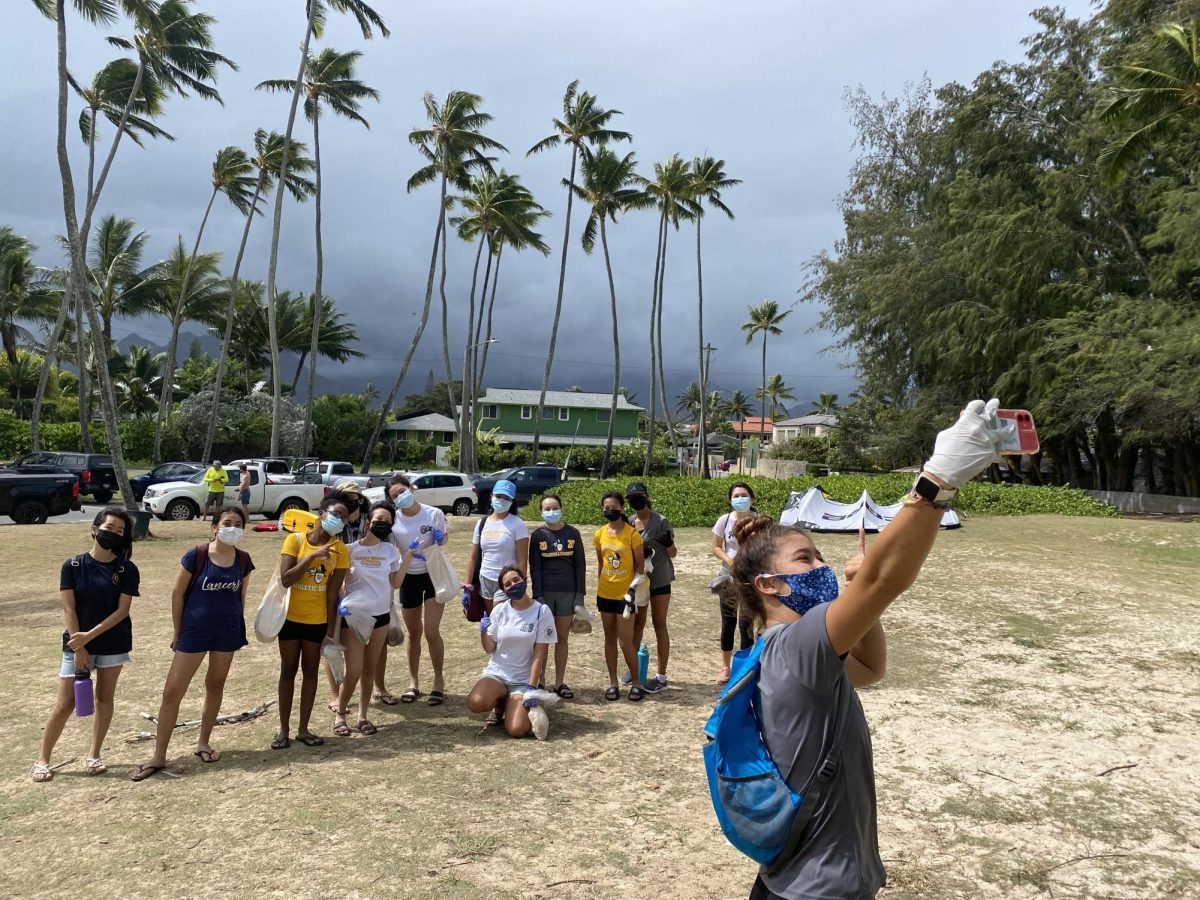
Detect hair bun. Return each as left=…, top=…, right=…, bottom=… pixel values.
left=733, top=513, right=774, bottom=545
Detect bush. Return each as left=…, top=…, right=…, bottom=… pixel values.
left=768, top=435, right=844, bottom=468
left=455, top=441, right=673, bottom=476
left=528, top=475, right=1117, bottom=527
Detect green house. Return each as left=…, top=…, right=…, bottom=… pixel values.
left=468, top=389, right=642, bottom=447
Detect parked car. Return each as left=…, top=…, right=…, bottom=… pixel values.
left=0, top=472, right=82, bottom=524
left=473, top=465, right=565, bottom=511
left=141, top=463, right=328, bottom=521
left=128, top=462, right=202, bottom=502
left=364, top=471, right=478, bottom=517
left=228, top=458, right=297, bottom=484
left=6, top=451, right=118, bottom=503
left=291, top=460, right=388, bottom=490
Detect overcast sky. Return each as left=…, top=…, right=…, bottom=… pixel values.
left=1, top=0, right=1093, bottom=414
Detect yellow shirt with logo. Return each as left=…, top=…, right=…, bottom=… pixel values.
left=281, top=531, right=349, bottom=624
left=203, top=466, right=228, bottom=492
left=592, top=522, right=643, bottom=600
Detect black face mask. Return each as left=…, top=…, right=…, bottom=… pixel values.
left=369, top=521, right=393, bottom=540
left=628, top=496, right=648, bottom=511
left=602, top=508, right=624, bottom=522
left=95, top=529, right=123, bottom=552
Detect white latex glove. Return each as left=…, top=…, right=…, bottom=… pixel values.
left=923, top=399, right=1016, bottom=488
left=630, top=574, right=646, bottom=589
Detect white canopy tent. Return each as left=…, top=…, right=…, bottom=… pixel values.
left=779, top=486, right=960, bottom=532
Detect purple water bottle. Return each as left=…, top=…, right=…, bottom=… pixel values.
left=74, top=670, right=95, bottom=717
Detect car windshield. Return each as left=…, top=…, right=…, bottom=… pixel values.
left=188, top=470, right=206, bottom=484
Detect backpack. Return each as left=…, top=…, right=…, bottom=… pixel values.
left=702, top=632, right=852, bottom=873
left=184, top=543, right=252, bottom=605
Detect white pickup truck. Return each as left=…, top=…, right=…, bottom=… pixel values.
left=142, top=463, right=328, bottom=521
left=291, top=460, right=389, bottom=490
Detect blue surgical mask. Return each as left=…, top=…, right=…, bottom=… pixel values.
left=321, top=514, right=344, bottom=536
left=761, top=565, right=839, bottom=616
left=503, top=580, right=526, bottom=601
left=393, top=490, right=414, bottom=510
left=541, top=509, right=562, bottom=525
left=731, top=496, right=752, bottom=512
left=492, top=497, right=512, bottom=514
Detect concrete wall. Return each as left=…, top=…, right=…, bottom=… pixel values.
left=1086, top=490, right=1200, bottom=515
left=727, top=459, right=809, bottom=479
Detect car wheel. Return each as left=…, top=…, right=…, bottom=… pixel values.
left=166, top=499, right=197, bottom=521
left=276, top=498, right=308, bottom=518
left=453, top=498, right=474, bottom=517
left=92, top=490, right=113, bottom=504
left=10, top=500, right=50, bottom=525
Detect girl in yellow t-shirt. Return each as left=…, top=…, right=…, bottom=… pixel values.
left=592, top=491, right=645, bottom=702
left=274, top=495, right=351, bottom=749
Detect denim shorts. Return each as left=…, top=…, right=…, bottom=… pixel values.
left=59, top=651, right=130, bottom=678
left=481, top=672, right=528, bottom=694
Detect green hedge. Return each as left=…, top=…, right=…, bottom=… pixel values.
left=0, top=411, right=183, bottom=461
left=521, top=475, right=1118, bottom=526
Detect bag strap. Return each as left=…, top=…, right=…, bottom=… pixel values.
left=764, top=672, right=854, bottom=876
left=470, top=516, right=486, bottom=584
left=183, top=543, right=211, bottom=606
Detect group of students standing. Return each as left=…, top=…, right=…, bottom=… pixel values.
left=30, top=474, right=701, bottom=781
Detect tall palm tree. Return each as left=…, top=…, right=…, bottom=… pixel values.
left=152, top=145, right=256, bottom=462
left=286, top=292, right=365, bottom=392
left=363, top=90, right=504, bottom=471
left=113, top=342, right=165, bottom=417
left=1099, top=20, right=1200, bottom=178
left=80, top=215, right=160, bottom=360
left=742, top=300, right=792, bottom=444
left=756, top=373, right=796, bottom=419
left=675, top=380, right=702, bottom=421
left=262, top=0, right=387, bottom=457
left=571, top=147, right=645, bottom=477
left=810, top=392, right=841, bottom=415
left=526, top=81, right=631, bottom=458
left=726, top=388, right=753, bottom=460
left=258, top=46, right=379, bottom=454
left=689, top=156, right=739, bottom=478
left=638, top=154, right=695, bottom=475
left=0, top=228, right=56, bottom=384
left=202, top=130, right=315, bottom=463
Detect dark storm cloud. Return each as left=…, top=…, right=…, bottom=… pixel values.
left=1, top=0, right=1093, bottom=411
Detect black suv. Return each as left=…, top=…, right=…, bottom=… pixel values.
left=473, top=465, right=565, bottom=510
left=9, top=452, right=118, bottom=503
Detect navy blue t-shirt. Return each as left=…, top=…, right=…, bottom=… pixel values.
left=59, top=553, right=141, bottom=656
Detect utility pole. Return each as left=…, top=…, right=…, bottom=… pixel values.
left=700, top=342, right=716, bottom=478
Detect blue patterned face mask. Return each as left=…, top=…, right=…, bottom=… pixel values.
left=761, top=565, right=839, bottom=616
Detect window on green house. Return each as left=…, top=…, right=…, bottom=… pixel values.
left=597, top=409, right=611, bottom=422
left=443, top=432, right=454, bottom=443
left=558, top=408, right=570, bottom=421
left=482, top=404, right=497, bottom=419
left=521, top=406, right=532, bottom=419
left=542, top=406, right=555, bottom=419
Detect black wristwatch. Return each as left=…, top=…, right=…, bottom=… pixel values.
left=911, top=473, right=958, bottom=509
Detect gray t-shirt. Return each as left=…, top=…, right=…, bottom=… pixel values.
left=756, top=603, right=885, bottom=899
left=633, top=510, right=675, bottom=590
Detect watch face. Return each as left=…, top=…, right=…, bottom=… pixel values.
left=914, top=476, right=940, bottom=502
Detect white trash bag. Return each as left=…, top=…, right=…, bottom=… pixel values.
left=387, top=598, right=405, bottom=647
left=520, top=688, right=561, bottom=741
left=323, top=618, right=345, bottom=685
left=424, top=545, right=459, bottom=604
left=254, top=570, right=290, bottom=643
left=337, top=582, right=377, bottom=643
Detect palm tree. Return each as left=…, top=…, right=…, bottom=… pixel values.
left=113, top=342, right=165, bottom=417
left=689, top=156, right=739, bottom=477
left=363, top=90, right=504, bottom=472
left=261, top=0, right=387, bottom=457
left=526, top=81, right=631, bottom=458
left=675, top=380, right=702, bottom=420
left=286, top=292, right=365, bottom=393
left=202, top=130, right=315, bottom=463
left=1099, top=21, right=1200, bottom=178
left=756, top=373, right=796, bottom=419
left=742, top=300, right=792, bottom=445
left=638, top=154, right=695, bottom=475
left=0, top=228, right=56, bottom=387
left=258, top=47, right=379, bottom=455
left=726, top=388, right=753, bottom=460
left=810, top=392, right=841, bottom=415
left=80, top=215, right=160, bottom=361
left=152, top=145, right=256, bottom=462
left=570, top=147, right=645, bottom=478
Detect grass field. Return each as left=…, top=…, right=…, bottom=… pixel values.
left=2, top=515, right=1198, bottom=899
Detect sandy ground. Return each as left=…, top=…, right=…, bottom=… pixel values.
left=1, top=515, right=1197, bottom=899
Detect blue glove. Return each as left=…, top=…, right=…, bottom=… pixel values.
left=408, top=539, right=426, bottom=562
left=522, top=692, right=539, bottom=710
left=337, top=605, right=349, bottom=617
left=479, top=615, right=491, bottom=634
left=461, top=587, right=472, bottom=611
left=431, top=527, right=446, bottom=546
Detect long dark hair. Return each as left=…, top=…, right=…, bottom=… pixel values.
left=93, top=506, right=135, bottom=559
left=728, top=481, right=755, bottom=501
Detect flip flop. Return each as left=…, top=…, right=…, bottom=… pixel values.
left=270, top=735, right=291, bottom=750
left=85, top=757, right=107, bottom=776
left=399, top=688, right=421, bottom=704
left=297, top=734, right=325, bottom=747
left=356, top=719, right=378, bottom=736
left=427, top=690, right=444, bottom=707
left=193, top=749, right=220, bottom=764
left=376, top=692, right=400, bottom=706
left=31, top=762, right=54, bottom=783
left=130, top=764, right=166, bottom=782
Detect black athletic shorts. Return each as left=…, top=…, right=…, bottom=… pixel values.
left=399, top=572, right=436, bottom=609
left=278, top=619, right=327, bottom=643
left=650, top=584, right=671, bottom=598
left=597, top=596, right=627, bottom=616
left=339, top=612, right=391, bottom=633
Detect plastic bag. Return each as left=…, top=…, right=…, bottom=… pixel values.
left=253, top=570, right=290, bottom=642
left=323, top=618, right=345, bottom=685
left=337, top=583, right=377, bottom=643
left=570, top=602, right=593, bottom=635
left=387, top=599, right=405, bottom=647
left=519, top=688, right=560, bottom=741
left=424, top=545, right=459, bottom=604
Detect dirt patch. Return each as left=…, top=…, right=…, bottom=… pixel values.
left=1, top=516, right=1197, bottom=898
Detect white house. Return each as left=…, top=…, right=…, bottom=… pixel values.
left=773, top=414, right=839, bottom=442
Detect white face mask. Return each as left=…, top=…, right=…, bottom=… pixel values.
left=217, top=526, right=244, bottom=546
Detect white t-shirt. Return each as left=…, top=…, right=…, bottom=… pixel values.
left=346, top=539, right=400, bottom=615
left=482, top=599, right=557, bottom=685
left=390, top=503, right=448, bottom=575
left=713, top=511, right=748, bottom=559
left=474, top=514, right=529, bottom=580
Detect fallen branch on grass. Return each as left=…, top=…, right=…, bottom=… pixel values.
left=1095, top=763, right=1137, bottom=777
left=125, top=700, right=276, bottom=742
left=545, top=880, right=596, bottom=888
left=1039, top=853, right=1131, bottom=876
left=976, top=769, right=1018, bottom=784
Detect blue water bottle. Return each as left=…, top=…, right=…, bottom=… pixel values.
left=637, top=642, right=650, bottom=685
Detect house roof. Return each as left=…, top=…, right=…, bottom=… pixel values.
left=730, top=417, right=774, bottom=434
left=775, top=414, right=839, bottom=428
left=476, top=388, right=643, bottom=412
left=385, top=413, right=457, bottom=432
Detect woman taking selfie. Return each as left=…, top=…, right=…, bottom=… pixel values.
left=728, top=400, right=1009, bottom=899
left=132, top=508, right=254, bottom=781
left=32, top=508, right=139, bottom=782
